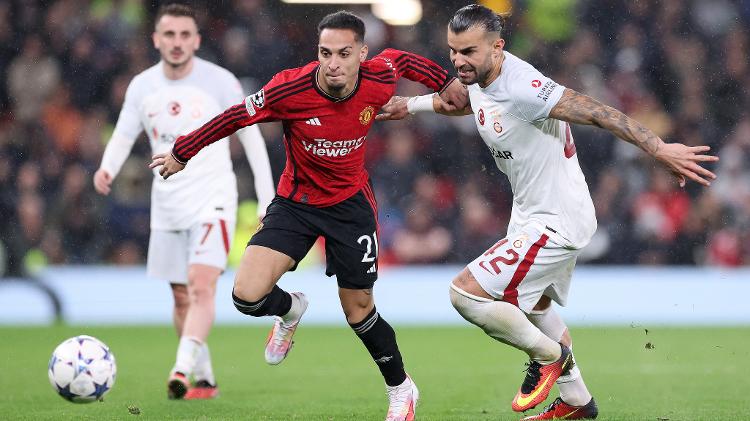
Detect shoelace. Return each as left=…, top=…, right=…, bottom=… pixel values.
left=521, top=361, right=542, bottom=393
left=272, top=318, right=297, bottom=347
left=386, top=383, right=411, bottom=414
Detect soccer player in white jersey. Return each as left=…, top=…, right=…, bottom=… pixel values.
left=377, top=4, right=718, bottom=419
left=93, top=4, right=274, bottom=400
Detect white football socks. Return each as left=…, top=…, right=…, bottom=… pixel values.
left=192, top=342, right=216, bottom=385
left=281, top=292, right=304, bottom=323
left=449, top=286, right=560, bottom=364
left=528, top=307, right=592, bottom=406
left=173, top=336, right=202, bottom=377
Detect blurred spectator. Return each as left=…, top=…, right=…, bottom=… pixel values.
left=7, top=35, right=60, bottom=123
left=391, top=200, right=452, bottom=264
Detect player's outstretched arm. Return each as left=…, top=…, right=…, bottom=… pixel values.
left=549, top=88, right=718, bottom=187
left=149, top=152, right=185, bottom=180
left=376, top=94, right=472, bottom=122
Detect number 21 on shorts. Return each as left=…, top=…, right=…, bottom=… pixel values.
left=357, top=231, right=378, bottom=263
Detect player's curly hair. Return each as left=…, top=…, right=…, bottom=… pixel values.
left=318, top=11, right=366, bottom=43
left=449, top=4, right=508, bottom=36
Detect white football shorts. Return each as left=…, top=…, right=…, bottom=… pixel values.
left=147, top=217, right=236, bottom=284
left=467, top=223, right=580, bottom=313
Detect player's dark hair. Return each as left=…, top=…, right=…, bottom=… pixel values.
left=155, top=3, right=197, bottom=27
left=318, top=11, right=366, bottom=43
left=449, top=4, right=505, bottom=36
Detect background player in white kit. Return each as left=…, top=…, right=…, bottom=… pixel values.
left=378, top=4, right=718, bottom=419
left=93, top=4, right=274, bottom=400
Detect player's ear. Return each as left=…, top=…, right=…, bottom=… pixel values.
left=152, top=31, right=160, bottom=49
left=360, top=44, right=368, bottom=61
left=492, top=37, right=504, bottom=59
left=194, top=33, right=201, bottom=50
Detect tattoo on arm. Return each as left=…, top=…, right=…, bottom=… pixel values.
left=549, top=88, right=662, bottom=155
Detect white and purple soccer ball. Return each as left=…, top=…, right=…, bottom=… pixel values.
left=48, top=335, right=116, bottom=403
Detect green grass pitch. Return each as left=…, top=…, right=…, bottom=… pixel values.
left=0, top=325, right=747, bottom=420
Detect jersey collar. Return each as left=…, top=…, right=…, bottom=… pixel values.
left=313, top=65, right=361, bottom=103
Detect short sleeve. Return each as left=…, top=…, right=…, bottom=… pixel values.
left=508, top=68, right=565, bottom=123
left=112, top=78, right=144, bottom=140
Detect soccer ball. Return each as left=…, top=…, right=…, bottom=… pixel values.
left=48, top=335, right=117, bottom=403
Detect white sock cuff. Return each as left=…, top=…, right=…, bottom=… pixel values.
left=182, top=335, right=203, bottom=345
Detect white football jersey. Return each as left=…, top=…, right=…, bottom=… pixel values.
left=467, top=52, right=597, bottom=249
left=110, top=57, right=250, bottom=230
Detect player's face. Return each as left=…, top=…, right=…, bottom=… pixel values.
left=153, top=15, right=201, bottom=68
left=318, top=28, right=367, bottom=91
left=448, top=26, right=504, bottom=86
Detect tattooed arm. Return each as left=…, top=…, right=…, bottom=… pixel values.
left=549, top=88, right=718, bottom=187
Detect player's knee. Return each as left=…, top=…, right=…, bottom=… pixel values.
left=449, top=286, right=488, bottom=328
left=188, top=282, right=215, bottom=305
left=232, top=285, right=289, bottom=317
left=171, top=284, right=190, bottom=310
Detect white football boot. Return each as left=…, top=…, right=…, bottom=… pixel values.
left=385, top=374, right=419, bottom=421
left=264, top=292, right=308, bottom=365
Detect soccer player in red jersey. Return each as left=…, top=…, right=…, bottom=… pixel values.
left=150, top=11, right=467, bottom=421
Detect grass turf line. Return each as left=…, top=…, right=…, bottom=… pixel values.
left=0, top=326, right=747, bottom=420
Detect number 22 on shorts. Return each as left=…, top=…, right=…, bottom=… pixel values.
left=478, top=238, right=520, bottom=275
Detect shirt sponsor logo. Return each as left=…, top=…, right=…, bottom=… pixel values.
left=245, top=89, right=265, bottom=116
left=531, top=79, right=542, bottom=88
left=488, top=146, right=513, bottom=160
left=536, top=80, right=558, bottom=102
left=359, top=106, right=375, bottom=125
left=478, top=108, right=485, bottom=125
left=301, top=136, right=366, bottom=158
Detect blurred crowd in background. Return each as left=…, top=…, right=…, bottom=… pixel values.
left=1, top=0, right=749, bottom=276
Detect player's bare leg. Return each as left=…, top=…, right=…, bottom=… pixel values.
left=340, top=288, right=417, bottom=421
left=169, top=264, right=221, bottom=400
left=523, top=296, right=597, bottom=419
left=170, top=283, right=189, bottom=336
left=231, top=245, right=307, bottom=365
left=449, top=268, right=573, bottom=412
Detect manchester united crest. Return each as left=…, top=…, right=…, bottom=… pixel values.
left=359, top=106, right=375, bottom=125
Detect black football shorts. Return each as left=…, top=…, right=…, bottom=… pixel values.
left=248, top=187, right=379, bottom=289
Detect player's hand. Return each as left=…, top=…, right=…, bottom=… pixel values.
left=375, top=96, right=410, bottom=121
left=653, top=144, right=718, bottom=187
left=149, top=152, right=185, bottom=180
left=439, top=78, right=469, bottom=109
left=93, top=169, right=113, bottom=195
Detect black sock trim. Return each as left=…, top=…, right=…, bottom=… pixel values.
left=349, top=306, right=379, bottom=335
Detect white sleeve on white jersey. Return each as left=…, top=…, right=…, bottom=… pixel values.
left=507, top=65, right=566, bottom=123
left=223, top=70, right=275, bottom=216
left=237, top=126, right=275, bottom=216
left=100, top=77, right=144, bottom=178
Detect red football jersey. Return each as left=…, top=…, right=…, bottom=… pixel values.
left=172, top=49, right=453, bottom=207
